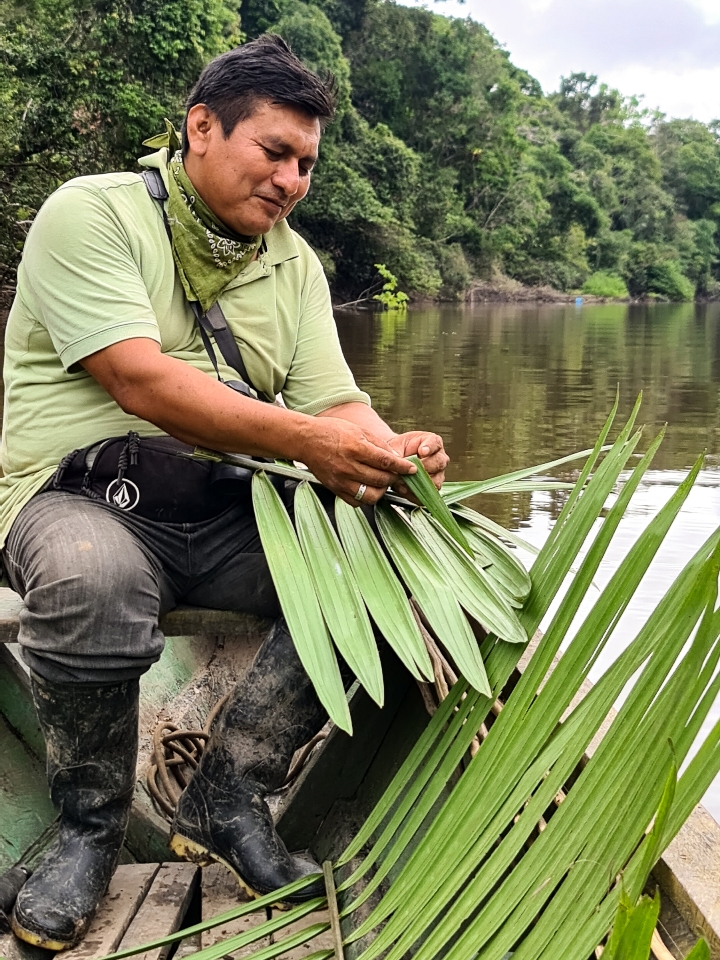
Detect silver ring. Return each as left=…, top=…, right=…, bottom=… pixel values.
left=354, top=483, right=368, bottom=502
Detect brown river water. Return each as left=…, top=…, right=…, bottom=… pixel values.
left=336, top=300, right=720, bottom=820
left=1, top=299, right=719, bottom=815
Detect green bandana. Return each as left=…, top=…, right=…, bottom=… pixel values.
left=143, top=120, right=262, bottom=313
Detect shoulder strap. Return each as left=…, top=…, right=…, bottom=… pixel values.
left=141, top=169, right=271, bottom=403
left=141, top=168, right=168, bottom=202
left=189, top=301, right=272, bottom=402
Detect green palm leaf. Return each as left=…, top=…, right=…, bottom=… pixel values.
left=402, top=454, right=472, bottom=553
left=452, top=503, right=540, bottom=556
left=101, top=399, right=720, bottom=960
left=376, top=502, right=491, bottom=695
left=440, top=442, right=613, bottom=504
left=295, top=481, right=384, bottom=706
left=252, top=471, right=352, bottom=733
left=410, top=510, right=527, bottom=643
left=335, top=498, right=432, bottom=681
left=459, top=519, right=532, bottom=602
left=342, top=450, right=717, bottom=960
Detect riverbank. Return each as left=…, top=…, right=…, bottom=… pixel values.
left=3, top=281, right=712, bottom=317
left=465, top=277, right=608, bottom=304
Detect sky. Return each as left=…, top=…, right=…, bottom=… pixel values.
left=398, top=0, right=720, bottom=123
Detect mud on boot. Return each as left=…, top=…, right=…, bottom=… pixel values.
left=170, top=618, right=333, bottom=904
left=12, top=676, right=139, bottom=951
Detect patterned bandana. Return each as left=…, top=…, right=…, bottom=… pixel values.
left=144, top=121, right=262, bottom=313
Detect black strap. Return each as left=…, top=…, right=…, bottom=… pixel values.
left=140, top=170, right=271, bottom=403
left=142, top=168, right=167, bottom=202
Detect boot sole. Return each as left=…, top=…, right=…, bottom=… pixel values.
left=11, top=912, right=80, bottom=952
left=169, top=832, right=290, bottom=910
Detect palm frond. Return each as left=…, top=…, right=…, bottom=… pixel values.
left=375, top=502, right=492, bottom=695
left=335, top=499, right=432, bottom=681
left=252, top=471, right=351, bottom=733
left=295, top=481, right=384, bottom=706
left=105, top=398, right=720, bottom=960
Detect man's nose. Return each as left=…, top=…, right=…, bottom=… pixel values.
left=271, top=160, right=301, bottom=198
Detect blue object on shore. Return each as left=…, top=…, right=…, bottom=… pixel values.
left=575, top=297, right=583, bottom=306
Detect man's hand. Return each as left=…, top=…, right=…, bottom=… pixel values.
left=304, top=418, right=416, bottom=506
left=316, top=403, right=448, bottom=503
left=387, top=431, right=449, bottom=496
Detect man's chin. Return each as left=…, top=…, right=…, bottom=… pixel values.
left=223, top=199, right=290, bottom=236
left=235, top=209, right=283, bottom=237
left=224, top=215, right=276, bottom=237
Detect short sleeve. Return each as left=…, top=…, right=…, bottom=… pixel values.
left=281, top=259, right=371, bottom=415
left=20, top=183, right=161, bottom=372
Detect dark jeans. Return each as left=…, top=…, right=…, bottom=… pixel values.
left=3, top=490, right=282, bottom=684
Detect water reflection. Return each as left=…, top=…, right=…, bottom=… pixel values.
left=337, top=301, right=720, bottom=499
left=337, top=301, right=720, bottom=819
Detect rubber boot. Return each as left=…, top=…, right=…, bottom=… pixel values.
left=170, top=618, right=332, bottom=904
left=12, top=675, right=139, bottom=951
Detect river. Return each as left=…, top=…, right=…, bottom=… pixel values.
left=336, top=300, right=720, bottom=819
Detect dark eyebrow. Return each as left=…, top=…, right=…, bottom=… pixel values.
left=260, top=136, right=318, bottom=166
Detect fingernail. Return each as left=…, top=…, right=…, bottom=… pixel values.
left=420, top=446, right=429, bottom=455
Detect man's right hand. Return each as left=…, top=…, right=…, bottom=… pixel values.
left=304, top=418, right=416, bottom=506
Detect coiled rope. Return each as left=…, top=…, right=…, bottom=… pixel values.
left=147, top=693, right=326, bottom=819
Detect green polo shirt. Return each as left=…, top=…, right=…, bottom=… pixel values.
left=0, top=148, right=369, bottom=547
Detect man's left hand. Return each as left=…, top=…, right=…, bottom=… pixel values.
left=387, top=431, right=449, bottom=495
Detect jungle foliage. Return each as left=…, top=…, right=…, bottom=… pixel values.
left=2, top=0, right=720, bottom=301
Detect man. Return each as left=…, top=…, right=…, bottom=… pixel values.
left=2, top=34, right=448, bottom=950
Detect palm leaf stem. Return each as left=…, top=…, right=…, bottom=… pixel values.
left=344, top=431, right=695, bottom=955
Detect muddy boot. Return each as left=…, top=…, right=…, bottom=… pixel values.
left=12, top=675, right=139, bottom=951
left=170, top=618, right=333, bottom=904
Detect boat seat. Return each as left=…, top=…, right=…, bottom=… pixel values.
left=0, top=586, right=257, bottom=643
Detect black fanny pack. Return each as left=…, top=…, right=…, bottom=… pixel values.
left=50, top=432, right=253, bottom=524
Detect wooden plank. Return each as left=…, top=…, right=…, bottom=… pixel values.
left=280, top=910, right=335, bottom=959
left=200, top=864, right=334, bottom=960
left=61, top=864, right=159, bottom=960
left=201, top=863, right=270, bottom=957
left=117, top=863, right=199, bottom=960
left=0, top=930, right=54, bottom=960
left=0, top=587, right=258, bottom=644
left=0, top=715, right=56, bottom=874
left=0, top=592, right=24, bottom=645
left=159, top=606, right=260, bottom=639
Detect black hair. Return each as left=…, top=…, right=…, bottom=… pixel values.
left=182, top=34, right=337, bottom=155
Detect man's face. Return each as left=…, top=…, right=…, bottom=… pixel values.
left=183, top=100, right=321, bottom=236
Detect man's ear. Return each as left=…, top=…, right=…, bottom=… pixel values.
left=184, top=104, right=217, bottom=158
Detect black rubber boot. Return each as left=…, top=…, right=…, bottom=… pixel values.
left=12, top=675, right=139, bottom=951
left=170, top=618, right=332, bottom=905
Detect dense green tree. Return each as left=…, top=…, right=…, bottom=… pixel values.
left=2, top=0, right=719, bottom=302
left=0, top=0, right=238, bottom=284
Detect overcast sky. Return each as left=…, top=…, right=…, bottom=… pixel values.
left=399, top=0, right=720, bottom=123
